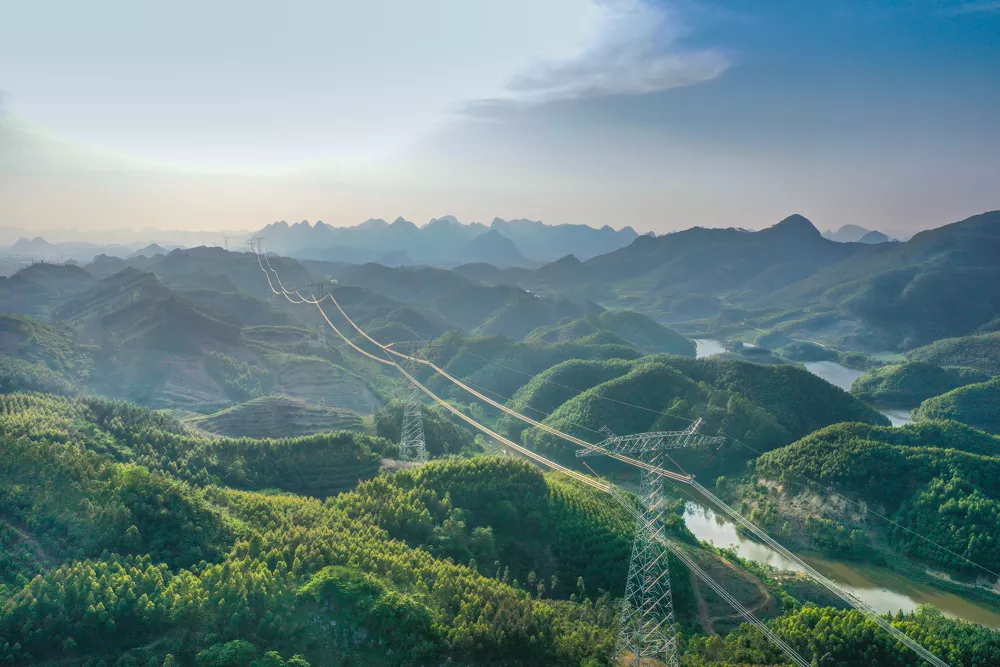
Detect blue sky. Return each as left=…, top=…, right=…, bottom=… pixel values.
left=1, top=0, right=998, bottom=236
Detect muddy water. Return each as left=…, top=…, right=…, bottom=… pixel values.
left=683, top=502, right=1000, bottom=627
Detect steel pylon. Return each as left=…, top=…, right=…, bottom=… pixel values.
left=583, top=420, right=724, bottom=666
left=396, top=342, right=428, bottom=463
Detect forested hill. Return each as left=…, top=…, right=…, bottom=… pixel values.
left=324, top=262, right=694, bottom=349
left=744, top=420, right=1000, bottom=576
left=752, top=210, right=1000, bottom=349
left=851, top=361, right=990, bottom=408
left=447, top=210, right=1000, bottom=353
left=499, top=353, right=888, bottom=476
left=556, top=214, right=861, bottom=293
left=2, top=390, right=998, bottom=665
left=914, top=377, right=1000, bottom=435
left=2, top=235, right=1000, bottom=664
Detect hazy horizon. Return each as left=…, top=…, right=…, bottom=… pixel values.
left=3, top=0, right=999, bottom=236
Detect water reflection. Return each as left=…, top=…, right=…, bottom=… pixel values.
left=801, top=360, right=913, bottom=426
left=682, top=502, right=1000, bottom=627
left=803, top=361, right=864, bottom=392
left=695, top=339, right=726, bottom=358
left=880, top=408, right=913, bottom=426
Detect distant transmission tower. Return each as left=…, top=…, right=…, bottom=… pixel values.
left=397, top=342, right=428, bottom=463
left=581, top=420, right=723, bottom=666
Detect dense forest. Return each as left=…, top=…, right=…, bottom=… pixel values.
left=2, top=224, right=1000, bottom=665
left=742, top=421, right=1000, bottom=575
left=914, top=378, right=1000, bottom=435
left=851, top=361, right=990, bottom=409
left=2, top=391, right=998, bottom=666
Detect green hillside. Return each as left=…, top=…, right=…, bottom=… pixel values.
left=334, top=263, right=596, bottom=340
left=101, top=295, right=242, bottom=354
left=0, top=356, right=77, bottom=395
left=422, top=331, right=643, bottom=402
left=475, top=293, right=587, bottom=340
left=0, top=392, right=615, bottom=665
left=0, top=262, right=95, bottom=319
left=851, top=361, right=990, bottom=408
left=175, top=286, right=299, bottom=327
left=0, top=382, right=996, bottom=664
left=907, top=331, right=1000, bottom=375
left=754, top=211, right=1000, bottom=349
left=515, top=355, right=886, bottom=477
left=0, top=314, right=92, bottom=381
left=747, top=421, right=1000, bottom=574
left=188, top=395, right=370, bottom=439
left=526, top=310, right=695, bottom=356
left=53, top=268, right=172, bottom=323
left=373, top=399, right=479, bottom=457
left=914, top=378, right=1000, bottom=434
left=502, top=358, right=635, bottom=438
left=263, top=350, right=381, bottom=413
left=522, top=360, right=791, bottom=472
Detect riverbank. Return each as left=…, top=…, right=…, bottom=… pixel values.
left=681, top=499, right=1000, bottom=626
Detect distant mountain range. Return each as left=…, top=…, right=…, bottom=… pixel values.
left=255, top=215, right=639, bottom=266
left=402, top=210, right=997, bottom=351
left=3, top=237, right=183, bottom=263
left=822, top=224, right=896, bottom=243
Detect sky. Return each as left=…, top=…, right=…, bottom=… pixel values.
left=1, top=0, right=999, bottom=238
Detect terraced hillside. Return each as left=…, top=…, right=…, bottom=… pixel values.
left=189, top=395, right=370, bottom=438
left=263, top=351, right=382, bottom=413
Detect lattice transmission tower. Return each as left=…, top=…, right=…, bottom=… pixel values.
left=396, top=342, right=428, bottom=463
left=581, top=420, right=724, bottom=666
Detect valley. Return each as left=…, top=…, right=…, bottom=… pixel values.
left=1, top=209, right=999, bottom=666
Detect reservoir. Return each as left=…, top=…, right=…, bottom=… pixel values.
left=802, top=360, right=912, bottom=426
left=682, top=501, right=1000, bottom=628
left=683, top=339, right=988, bottom=622
left=695, top=338, right=726, bottom=358
left=802, top=360, right=864, bottom=391
left=694, top=342, right=913, bottom=426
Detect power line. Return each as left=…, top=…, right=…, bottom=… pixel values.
left=418, top=329, right=1000, bottom=581
left=255, top=245, right=952, bottom=666
left=258, top=245, right=995, bottom=580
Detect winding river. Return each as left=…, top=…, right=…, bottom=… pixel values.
left=682, top=501, right=1000, bottom=627
left=685, top=340, right=1000, bottom=624
left=695, top=339, right=913, bottom=425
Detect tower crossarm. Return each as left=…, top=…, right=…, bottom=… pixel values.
left=578, top=431, right=725, bottom=458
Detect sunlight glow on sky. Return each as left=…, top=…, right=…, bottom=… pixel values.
left=1, top=0, right=998, bottom=235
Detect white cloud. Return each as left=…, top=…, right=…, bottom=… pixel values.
left=942, top=1, right=1000, bottom=15
left=499, top=0, right=729, bottom=105
left=0, top=0, right=605, bottom=169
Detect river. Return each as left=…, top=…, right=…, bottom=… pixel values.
left=695, top=338, right=727, bottom=358
left=682, top=501, right=1000, bottom=627
left=802, top=359, right=913, bottom=425
left=685, top=340, right=993, bottom=622
left=695, top=339, right=912, bottom=425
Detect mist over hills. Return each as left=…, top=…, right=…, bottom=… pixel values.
left=256, top=215, right=639, bottom=266
left=435, top=210, right=1000, bottom=351
left=2, top=207, right=1000, bottom=664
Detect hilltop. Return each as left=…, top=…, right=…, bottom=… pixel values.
left=742, top=420, right=1000, bottom=579
left=0, top=217, right=999, bottom=665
